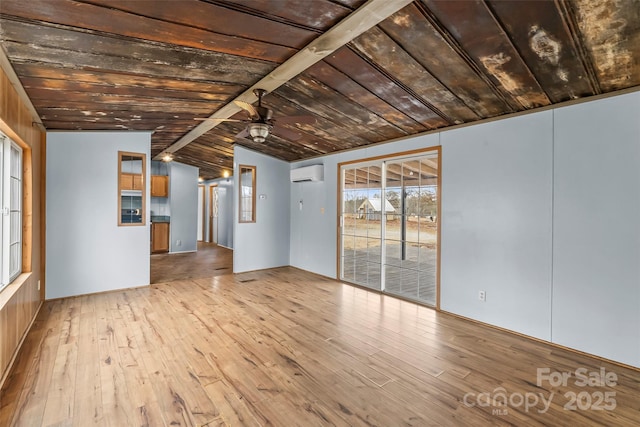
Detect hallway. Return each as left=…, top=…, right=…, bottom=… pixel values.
left=150, top=242, right=233, bottom=284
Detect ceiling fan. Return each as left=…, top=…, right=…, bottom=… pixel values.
left=197, top=89, right=315, bottom=143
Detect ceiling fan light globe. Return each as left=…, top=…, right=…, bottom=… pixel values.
left=248, top=123, right=270, bottom=142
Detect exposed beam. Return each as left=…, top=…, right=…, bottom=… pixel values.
left=156, top=0, right=414, bottom=159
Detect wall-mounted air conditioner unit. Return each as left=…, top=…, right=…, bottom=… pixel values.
left=290, top=164, right=324, bottom=182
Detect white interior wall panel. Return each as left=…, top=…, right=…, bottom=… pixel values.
left=439, top=111, right=554, bottom=340
left=552, top=92, right=640, bottom=367
left=46, top=131, right=151, bottom=299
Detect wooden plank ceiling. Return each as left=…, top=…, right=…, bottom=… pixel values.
left=1, top=0, right=639, bottom=180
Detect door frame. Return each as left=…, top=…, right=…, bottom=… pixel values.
left=336, top=146, right=442, bottom=310
left=198, top=184, right=205, bottom=242
left=209, top=184, right=218, bottom=244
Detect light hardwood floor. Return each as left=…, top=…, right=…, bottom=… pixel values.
left=150, top=242, right=233, bottom=284
left=1, top=263, right=639, bottom=425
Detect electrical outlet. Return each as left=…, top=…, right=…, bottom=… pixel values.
left=478, top=290, right=486, bottom=302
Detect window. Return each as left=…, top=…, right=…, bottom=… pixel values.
left=0, top=131, right=23, bottom=290
left=239, top=165, right=256, bottom=223
left=118, top=151, right=146, bottom=226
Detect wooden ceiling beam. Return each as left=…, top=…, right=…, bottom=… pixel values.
left=157, top=0, right=415, bottom=159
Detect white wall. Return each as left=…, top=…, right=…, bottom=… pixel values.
left=46, top=131, right=151, bottom=299
left=168, top=161, right=199, bottom=253
left=290, top=176, right=333, bottom=276
left=552, top=93, right=640, bottom=366
left=233, top=146, right=290, bottom=273
left=440, top=111, right=553, bottom=340
left=289, top=91, right=640, bottom=367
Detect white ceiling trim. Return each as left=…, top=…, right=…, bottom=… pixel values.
left=157, top=0, right=415, bottom=159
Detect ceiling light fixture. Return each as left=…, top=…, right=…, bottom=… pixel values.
left=248, top=123, right=271, bottom=143
left=162, top=153, right=174, bottom=162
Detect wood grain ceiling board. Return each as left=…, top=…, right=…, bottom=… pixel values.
left=378, top=3, right=513, bottom=119
left=1, top=26, right=270, bottom=138
left=571, top=0, right=640, bottom=91
left=172, top=143, right=234, bottom=179
left=422, top=0, right=552, bottom=110
left=10, top=66, right=244, bottom=100
left=304, top=61, right=427, bottom=135
left=0, top=0, right=296, bottom=62
left=280, top=75, right=407, bottom=143
left=350, top=26, right=480, bottom=125
left=486, top=0, right=597, bottom=102
left=325, top=47, right=449, bottom=130
left=0, top=20, right=275, bottom=84
left=212, top=0, right=364, bottom=31
left=20, top=77, right=234, bottom=105
left=84, top=0, right=321, bottom=49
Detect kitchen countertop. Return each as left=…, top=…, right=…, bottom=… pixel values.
left=150, top=215, right=170, bottom=223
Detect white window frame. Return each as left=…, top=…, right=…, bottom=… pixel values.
left=0, top=131, right=23, bottom=290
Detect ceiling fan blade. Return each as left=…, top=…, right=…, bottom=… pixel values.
left=275, top=115, right=316, bottom=125
left=234, top=100, right=259, bottom=119
left=272, top=125, right=302, bottom=141
left=235, top=128, right=250, bottom=140
left=194, top=117, right=243, bottom=122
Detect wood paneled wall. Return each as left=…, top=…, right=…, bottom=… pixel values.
left=0, top=63, right=44, bottom=388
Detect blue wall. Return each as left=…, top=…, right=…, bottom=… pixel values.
left=168, top=162, right=199, bottom=253
left=46, top=131, right=151, bottom=298
left=233, top=146, right=290, bottom=273
left=287, top=92, right=640, bottom=368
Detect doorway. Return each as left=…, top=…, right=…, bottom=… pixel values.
left=209, top=184, right=218, bottom=244
left=339, top=149, right=440, bottom=306
left=198, top=184, right=205, bottom=241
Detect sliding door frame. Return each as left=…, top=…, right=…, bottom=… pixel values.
left=336, top=145, right=442, bottom=310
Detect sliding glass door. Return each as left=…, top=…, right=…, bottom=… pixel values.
left=341, top=163, right=383, bottom=290
left=340, top=150, right=439, bottom=306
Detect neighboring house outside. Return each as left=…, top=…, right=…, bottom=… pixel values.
left=358, top=198, right=397, bottom=220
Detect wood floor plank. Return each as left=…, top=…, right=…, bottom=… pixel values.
left=73, top=310, right=103, bottom=426
left=203, top=379, right=263, bottom=426
left=8, top=302, right=66, bottom=427
left=96, top=294, right=137, bottom=427
left=2, top=244, right=640, bottom=425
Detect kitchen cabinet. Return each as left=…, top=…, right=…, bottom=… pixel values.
left=151, top=175, right=169, bottom=197
left=151, top=222, right=170, bottom=253
left=121, top=172, right=143, bottom=191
